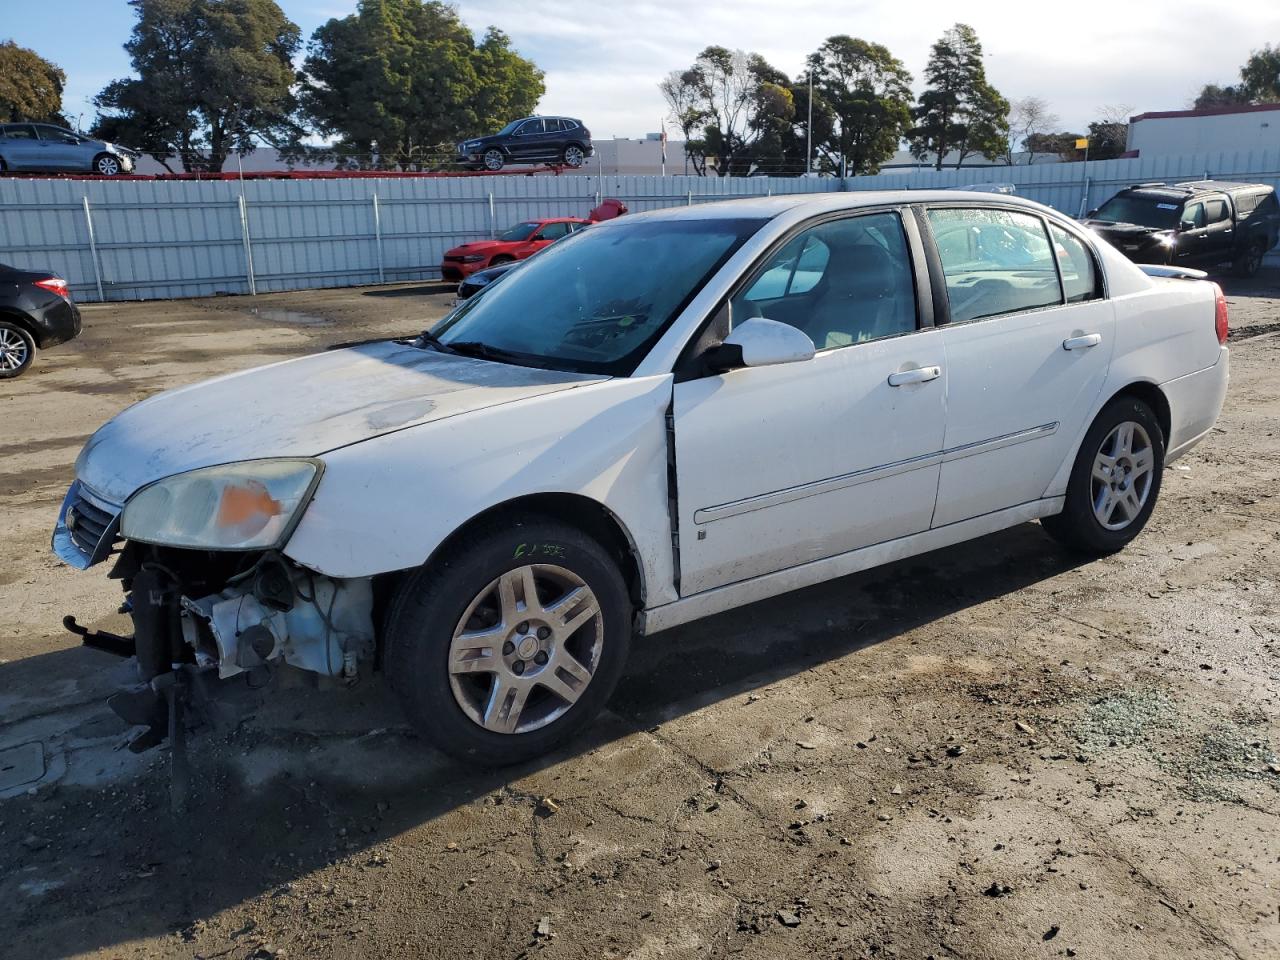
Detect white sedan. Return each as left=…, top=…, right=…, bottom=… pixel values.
left=53, top=192, right=1229, bottom=764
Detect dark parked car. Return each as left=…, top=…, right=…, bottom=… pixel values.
left=457, top=116, right=594, bottom=171
left=1083, top=180, right=1279, bottom=276
left=0, top=123, right=139, bottom=176
left=0, top=264, right=82, bottom=378
left=455, top=260, right=520, bottom=301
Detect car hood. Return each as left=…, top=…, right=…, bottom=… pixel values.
left=445, top=240, right=515, bottom=257
left=1084, top=220, right=1170, bottom=242
left=76, top=340, right=603, bottom=505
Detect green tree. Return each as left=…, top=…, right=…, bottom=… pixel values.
left=1193, top=83, right=1250, bottom=109
left=808, top=36, right=912, bottom=175
left=1240, top=44, right=1280, bottom=101
left=302, top=0, right=543, bottom=170
left=1193, top=44, right=1280, bottom=108
left=93, top=0, right=301, bottom=172
left=1084, top=119, right=1128, bottom=160
left=1025, top=130, right=1085, bottom=163
left=659, top=46, right=796, bottom=176
left=0, top=41, right=66, bottom=124
left=908, top=23, right=1009, bottom=170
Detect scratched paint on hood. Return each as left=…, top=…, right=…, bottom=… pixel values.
left=75, top=340, right=603, bottom=505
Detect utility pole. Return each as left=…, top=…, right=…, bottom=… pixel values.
left=806, top=69, right=814, bottom=176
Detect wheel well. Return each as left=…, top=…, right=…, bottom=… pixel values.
left=1107, top=381, right=1171, bottom=450
left=418, top=493, right=645, bottom=609
left=0, top=308, right=39, bottom=342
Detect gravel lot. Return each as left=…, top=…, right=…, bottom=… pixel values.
left=1, top=271, right=1278, bottom=960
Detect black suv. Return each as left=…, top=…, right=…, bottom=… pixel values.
left=457, top=117, right=594, bottom=171
left=1083, top=180, right=1279, bottom=276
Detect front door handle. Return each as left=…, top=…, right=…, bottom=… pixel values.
left=887, top=365, right=942, bottom=387
left=1063, top=334, right=1102, bottom=351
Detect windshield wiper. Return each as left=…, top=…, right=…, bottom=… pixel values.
left=415, top=329, right=458, bottom=354
left=446, top=340, right=532, bottom=365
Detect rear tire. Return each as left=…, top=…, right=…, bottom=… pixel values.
left=0, top=321, right=36, bottom=378
left=1234, top=239, right=1267, bottom=277
left=385, top=515, right=633, bottom=766
left=562, top=144, right=586, bottom=168
left=1041, top=397, right=1164, bottom=555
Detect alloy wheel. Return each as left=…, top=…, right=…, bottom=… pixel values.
left=448, top=564, right=603, bottom=735
left=483, top=150, right=504, bottom=171
left=1091, top=421, right=1155, bottom=530
left=0, top=328, right=30, bottom=372
left=563, top=146, right=585, bottom=167
left=96, top=156, right=120, bottom=176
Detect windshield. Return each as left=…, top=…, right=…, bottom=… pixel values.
left=500, top=222, right=540, bottom=242
left=494, top=119, right=522, bottom=137
left=1092, top=194, right=1183, bottom=230
left=431, top=217, right=764, bottom=375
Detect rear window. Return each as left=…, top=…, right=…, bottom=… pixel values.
left=1092, top=193, right=1184, bottom=230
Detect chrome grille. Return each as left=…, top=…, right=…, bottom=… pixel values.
left=53, top=481, right=122, bottom=569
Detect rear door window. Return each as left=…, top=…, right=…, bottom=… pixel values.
left=1205, top=199, right=1230, bottom=224
left=926, top=208, right=1062, bottom=323
left=1049, top=225, right=1100, bottom=303
left=2, top=124, right=37, bottom=140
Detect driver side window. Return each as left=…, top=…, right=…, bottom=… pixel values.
left=730, top=212, right=917, bottom=350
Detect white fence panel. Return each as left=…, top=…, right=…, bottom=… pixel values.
left=1, top=153, right=1276, bottom=303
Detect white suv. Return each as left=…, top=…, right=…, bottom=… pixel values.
left=54, top=192, right=1230, bottom=764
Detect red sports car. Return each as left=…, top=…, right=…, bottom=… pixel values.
left=441, top=217, right=590, bottom=281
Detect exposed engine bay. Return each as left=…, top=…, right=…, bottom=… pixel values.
left=82, top=542, right=377, bottom=755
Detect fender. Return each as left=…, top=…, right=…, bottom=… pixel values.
left=284, top=374, right=680, bottom=607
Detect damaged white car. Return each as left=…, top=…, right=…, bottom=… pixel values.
left=54, top=192, right=1230, bottom=764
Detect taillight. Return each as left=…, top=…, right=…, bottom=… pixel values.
left=33, top=277, right=70, bottom=300
left=1211, top=282, right=1229, bottom=345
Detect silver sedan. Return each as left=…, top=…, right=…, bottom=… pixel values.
left=0, top=123, right=139, bottom=175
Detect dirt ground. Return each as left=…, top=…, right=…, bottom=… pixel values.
left=1, top=270, right=1279, bottom=960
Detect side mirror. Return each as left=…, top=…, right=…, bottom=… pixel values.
left=703, top=317, right=816, bottom=373
left=1086, top=209, right=1098, bottom=218
left=1178, top=219, right=1195, bottom=232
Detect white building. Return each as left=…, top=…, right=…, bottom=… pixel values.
left=1127, top=103, right=1280, bottom=156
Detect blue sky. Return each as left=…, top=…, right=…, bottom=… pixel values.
left=5, top=1, right=1280, bottom=140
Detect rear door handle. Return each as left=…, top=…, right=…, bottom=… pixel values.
left=887, top=365, right=942, bottom=386
left=1063, top=334, right=1102, bottom=351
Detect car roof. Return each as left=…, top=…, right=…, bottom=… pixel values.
left=621, top=190, right=1064, bottom=223
left=1122, top=180, right=1273, bottom=199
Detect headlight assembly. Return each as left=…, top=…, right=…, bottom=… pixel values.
left=121, top=459, right=322, bottom=550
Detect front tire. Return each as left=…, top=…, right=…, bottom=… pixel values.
left=0, top=321, right=36, bottom=378
left=93, top=153, right=122, bottom=176
left=1041, top=397, right=1165, bottom=555
left=482, top=149, right=505, bottom=172
left=385, top=516, right=632, bottom=765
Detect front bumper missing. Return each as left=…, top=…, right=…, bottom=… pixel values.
left=181, top=565, right=375, bottom=681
